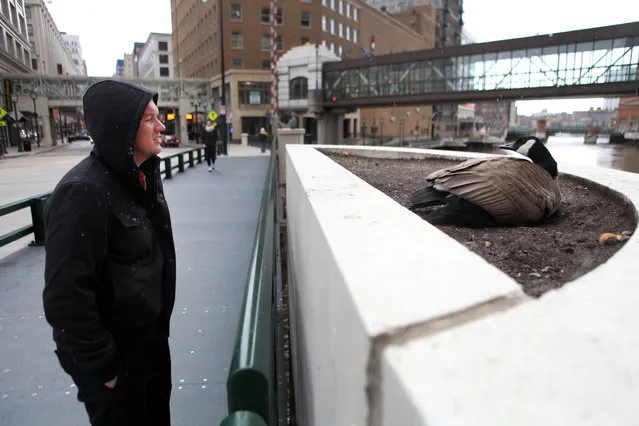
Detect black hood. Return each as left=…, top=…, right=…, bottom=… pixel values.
left=83, top=80, right=158, bottom=180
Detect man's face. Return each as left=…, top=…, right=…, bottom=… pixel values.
left=134, top=100, right=165, bottom=165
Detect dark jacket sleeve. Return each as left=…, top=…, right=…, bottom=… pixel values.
left=43, top=182, right=117, bottom=383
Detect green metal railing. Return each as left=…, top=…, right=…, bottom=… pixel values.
left=160, top=147, right=204, bottom=179
left=220, top=137, right=285, bottom=425
left=0, top=193, right=49, bottom=248
left=0, top=148, right=205, bottom=249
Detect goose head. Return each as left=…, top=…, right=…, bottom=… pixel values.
left=499, top=136, right=558, bottom=178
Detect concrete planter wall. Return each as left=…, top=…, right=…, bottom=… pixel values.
left=285, top=144, right=639, bottom=426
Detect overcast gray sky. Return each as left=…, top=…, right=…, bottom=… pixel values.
left=47, top=0, right=639, bottom=115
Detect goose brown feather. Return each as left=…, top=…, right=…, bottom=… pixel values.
left=422, top=156, right=561, bottom=225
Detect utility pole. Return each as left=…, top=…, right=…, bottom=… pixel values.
left=218, top=0, right=228, bottom=154
left=201, top=0, right=228, bottom=154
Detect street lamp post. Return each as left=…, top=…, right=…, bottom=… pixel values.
left=190, top=99, right=203, bottom=144
left=31, top=93, right=40, bottom=147
left=12, top=95, right=22, bottom=152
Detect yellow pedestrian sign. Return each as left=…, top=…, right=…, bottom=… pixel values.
left=0, top=120, right=5, bottom=127
left=0, top=107, right=6, bottom=120
left=207, top=110, right=218, bottom=123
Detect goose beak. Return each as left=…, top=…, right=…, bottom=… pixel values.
left=498, top=142, right=516, bottom=151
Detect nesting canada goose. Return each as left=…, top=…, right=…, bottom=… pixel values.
left=408, top=136, right=561, bottom=227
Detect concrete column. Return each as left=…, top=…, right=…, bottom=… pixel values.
left=177, top=96, right=191, bottom=145
left=535, top=119, right=547, bottom=141
left=277, top=128, right=305, bottom=186
left=584, top=127, right=597, bottom=144
left=317, top=113, right=344, bottom=145
left=241, top=133, right=248, bottom=146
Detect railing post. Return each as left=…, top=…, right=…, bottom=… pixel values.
left=197, top=148, right=203, bottom=164
left=188, top=151, right=194, bottom=168
left=178, top=155, right=185, bottom=173
left=164, top=158, right=172, bottom=179
left=29, top=196, right=48, bottom=246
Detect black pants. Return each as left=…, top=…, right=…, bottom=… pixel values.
left=205, top=146, right=216, bottom=166
left=56, top=338, right=172, bottom=426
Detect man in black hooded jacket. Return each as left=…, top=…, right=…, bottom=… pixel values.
left=43, top=80, right=176, bottom=426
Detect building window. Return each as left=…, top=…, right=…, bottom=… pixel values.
left=346, top=26, right=351, bottom=41
left=354, top=8, right=358, bottom=21
left=231, top=31, right=243, bottom=49
left=276, top=35, right=284, bottom=51
left=330, top=42, right=335, bottom=53
left=29, top=41, right=34, bottom=51
left=338, top=0, right=343, bottom=15
left=338, top=45, right=343, bottom=57
left=322, top=15, right=326, bottom=32
left=22, top=47, right=28, bottom=64
left=301, top=11, right=310, bottom=28
left=238, top=82, right=270, bottom=106
left=301, top=37, right=311, bottom=45
left=31, top=58, right=37, bottom=70
left=322, top=0, right=327, bottom=6
left=276, top=8, right=283, bottom=25
left=354, top=29, right=358, bottom=43
left=262, top=59, right=271, bottom=70
left=56, top=63, right=63, bottom=75
left=232, top=57, right=243, bottom=68
left=27, top=23, right=33, bottom=37
left=346, top=3, right=351, bottom=18
left=338, top=22, right=343, bottom=38
left=159, top=41, right=168, bottom=51
left=160, top=67, right=169, bottom=77
left=290, top=77, right=308, bottom=100
left=230, top=4, right=242, bottom=21
left=261, top=34, right=270, bottom=51
left=10, top=4, right=16, bottom=25
left=330, top=19, right=335, bottom=35
left=261, top=7, right=269, bottom=23
left=159, top=54, right=169, bottom=64
left=330, top=0, right=335, bottom=10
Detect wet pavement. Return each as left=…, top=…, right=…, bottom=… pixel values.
left=0, top=154, right=270, bottom=425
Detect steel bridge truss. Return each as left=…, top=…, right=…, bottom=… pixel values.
left=323, top=34, right=639, bottom=105
left=4, top=75, right=210, bottom=105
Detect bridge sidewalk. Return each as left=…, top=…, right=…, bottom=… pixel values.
left=0, top=154, right=270, bottom=425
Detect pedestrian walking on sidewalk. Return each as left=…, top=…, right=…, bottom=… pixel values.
left=203, top=119, right=218, bottom=172
left=43, top=79, right=177, bottom=426
left=257, top=127, right=269, bottom=153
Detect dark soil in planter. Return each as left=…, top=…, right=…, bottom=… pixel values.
left=327, top=152, right=637, bottom=298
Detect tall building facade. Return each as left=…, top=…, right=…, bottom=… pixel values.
left=114, top=59, right=124, bottom=76
left=123, top=53, right=135, bottom=77
left=25, top=0, right=78, bottom=75
left=137, top=33, right=173, bottom=79
left=0, top=0, right=32, bottom=74
left=171, top=0, right=434, bottom=79
left=61, top=33, right=87, bottom=75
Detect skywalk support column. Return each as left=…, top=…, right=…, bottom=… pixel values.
left=535, top=119, right=548, bottom=142
left=178, top=96, right=191, bottom=145
left=317, top=112, right=344, bottom=145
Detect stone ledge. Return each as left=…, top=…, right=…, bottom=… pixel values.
left=285, top=145, right=528, bottom=426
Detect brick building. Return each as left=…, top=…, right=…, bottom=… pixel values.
left=616, top=97, right=639, bottom=132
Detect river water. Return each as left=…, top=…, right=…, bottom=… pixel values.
left=463, top=135, right=639, bottom=174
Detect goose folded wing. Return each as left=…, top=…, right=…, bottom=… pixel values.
left=429, top=157, right=561, bottom=224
